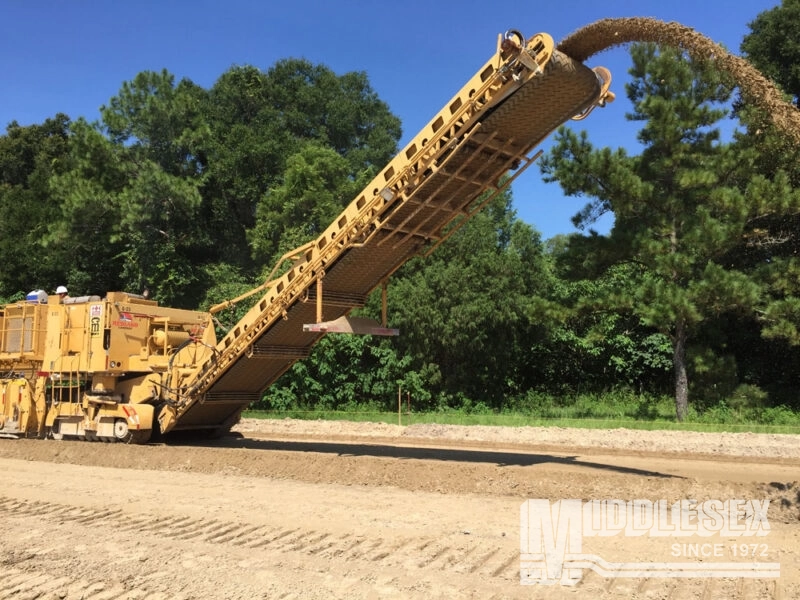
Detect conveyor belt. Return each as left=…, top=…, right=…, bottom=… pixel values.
left=176, top=38, right=607, bottom=430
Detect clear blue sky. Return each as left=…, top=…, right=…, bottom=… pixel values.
left=0, top=1, right=781, bottom=239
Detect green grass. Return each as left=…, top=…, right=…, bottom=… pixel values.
left=243, top=407, right=800, bottom=435
left=246, top=389, right=800, bottom=434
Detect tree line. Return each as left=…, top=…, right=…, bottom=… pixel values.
left=1, top=2, right=799, bottom=420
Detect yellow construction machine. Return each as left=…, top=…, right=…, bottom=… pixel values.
left=0, top=291, right=214, bottom=442
left=0, top=29, right=613, bottom=443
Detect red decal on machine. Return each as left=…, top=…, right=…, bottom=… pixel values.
left=112, top=312, right=138, bottom=328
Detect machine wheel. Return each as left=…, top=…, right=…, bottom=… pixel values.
left=112, top=418, right=151, bottom=444
left=50, top=421, right=64, bottom=441
left=113, top=418, right=131, bottom=442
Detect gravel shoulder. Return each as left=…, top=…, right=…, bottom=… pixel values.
left=234, top=417, right=800, bottom=459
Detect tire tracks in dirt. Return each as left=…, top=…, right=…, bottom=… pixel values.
left=0, top=494, right=521, bottom=587
left=1, top=423, right=798, bottom=598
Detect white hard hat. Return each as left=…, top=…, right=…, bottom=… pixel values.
left=56, top=285, right=68, bottom=294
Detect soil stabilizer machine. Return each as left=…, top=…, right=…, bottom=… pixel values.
left=0, top=29, right=613, bottom=443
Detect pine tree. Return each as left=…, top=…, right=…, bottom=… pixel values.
left=540, top=43, right=800, bottom=420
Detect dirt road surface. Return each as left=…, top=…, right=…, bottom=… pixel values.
left=1, top=419, right=799, bottom=599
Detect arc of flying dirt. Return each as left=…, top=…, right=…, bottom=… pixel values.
left=556, top=17, right=800, bottom=144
